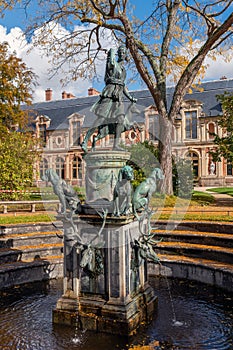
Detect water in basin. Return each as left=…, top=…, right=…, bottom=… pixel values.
left=0, top=277, right=232, bottom=349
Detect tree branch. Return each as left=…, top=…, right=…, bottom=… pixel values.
left=159, top=0, right=180, bottom=104
left=169, top=10, right=233, bottom=120
left=211, top=32, right=233, bottom=51
left=203, top=0, right=233, bottom=18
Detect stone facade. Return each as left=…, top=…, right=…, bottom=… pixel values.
left=27, top=79, right=233, bottom=187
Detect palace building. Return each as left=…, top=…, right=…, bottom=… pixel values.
left=28, top=79, right=233, bottom=187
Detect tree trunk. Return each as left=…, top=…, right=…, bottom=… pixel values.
left=158, top=116, right=173, bottom=195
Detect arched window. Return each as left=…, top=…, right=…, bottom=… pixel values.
left=185, top=151, right=199, bottom=179
left=73, top=157, right=78, bottom=179
left=227, top=163, right=233, bottom=176
left=56, top=157, right=65, bottom=179
left=40, top=158, right=48, bottom=179
left=72, top=157, right=82, bottom=179
left=78, top=158, right=82, bottom=178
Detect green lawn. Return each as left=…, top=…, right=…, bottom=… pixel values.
left=207, top=187, right=233, bottom=196
left=0, top=191, right=228, bottom=225
left=0, top=186, right=86, bottom=202
left=150, top=190, right=215, bottom=208
left=191, top=191, right=215, bottom=205
left=156, top=212, right=233, bottom=222
left=0, top=213, right=55, bottom=225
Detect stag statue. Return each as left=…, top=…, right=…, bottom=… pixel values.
left=78, top=209, right=107, bottom=278
left=133, top=210, right=160, bottom=264
left=130, top=210, right=160, bottom=292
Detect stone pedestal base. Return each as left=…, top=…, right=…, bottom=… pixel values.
left=84, top=150, right=131, bottom=209
left=53, top=215, right=158, bottom=335
left=53, top=283, right=157, bottom=335
left=53, top=150, right=158, bottom=335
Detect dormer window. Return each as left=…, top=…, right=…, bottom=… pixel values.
left=68, top=113, right=84, bottom=147
left=72, top=120, right=81, bottom=146
left=185, top=110, right=197, bottom=139
left=36, top=114, right=50, bottom=148
left=208, top=122, right=215, bottom=140
left=181, top=99, right=202, bottom=141
left=39, top=124, right=47, bottom=147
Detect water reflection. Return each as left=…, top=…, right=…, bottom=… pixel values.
left=131, top=277, right=233, bottom=349
left=0, top=277, right=232, bottom=350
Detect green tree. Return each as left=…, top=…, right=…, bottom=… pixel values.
left=127, top=141, right=193, bottom=198
left=1, top=1, right=232, bottom=194
left=210, top=92, right=233, bottom=163
left=0, top=42, right=39, bottom=200
left=0, top=42, right=35, bottom=129
left=126, top=140, right=159, bottom=188
left=172, top=158, right=193, bottom=199
left=0, top=132, right=39, bottom=200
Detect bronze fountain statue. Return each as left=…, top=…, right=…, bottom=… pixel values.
left=45, top=44, right=163, bottom=336
left=81, top=45, right=137, bottom=152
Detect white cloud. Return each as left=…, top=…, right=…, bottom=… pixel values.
left=204, top=55, right=233, bottom=81
left=0, top=24, right=102, bottom=102
left=0, top=23, right=232, bottom=103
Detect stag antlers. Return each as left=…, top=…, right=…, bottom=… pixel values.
left=89, top=208, right=108, bottom=246
left=136, top=209, right=161, bottom=263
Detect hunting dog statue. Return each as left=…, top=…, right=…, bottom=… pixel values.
left=113, top=165, right=134, bottom=217
left=42, top=168, right=81, bottom=214
left=132, top=167, right=164, bottom=215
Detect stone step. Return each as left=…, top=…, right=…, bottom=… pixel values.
left=0, top=255, right=63, bottom=290
left=0, top=243, right=63, bottom=264
left=0, top=222, right=63, bottom=235
left=153, top=229, right=233, bottom=248
left=0, top=231, right=63, bottom=249
left=155, top=241, right=233, bottom=264
left=148, top=253, right=233, bottom=292
left=0, top=248, right=22, bottom=264
left=155, top=221, right=233, bottom=234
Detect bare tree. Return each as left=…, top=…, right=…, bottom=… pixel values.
left=1, top=0, right=232, bottom=193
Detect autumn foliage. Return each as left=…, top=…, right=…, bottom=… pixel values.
left=1, top=1, right=232, bottom=194
left=0, top=42, right=39, bottom=200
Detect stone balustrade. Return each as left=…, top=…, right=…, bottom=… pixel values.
left=0, top=200, right=60, bottom=214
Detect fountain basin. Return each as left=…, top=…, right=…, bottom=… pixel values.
left=0, top=276, right=232, bottom=349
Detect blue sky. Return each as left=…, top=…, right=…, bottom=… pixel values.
left=0, top=0, right=154, bottom=101
left=0, top=1, right=232, bottom=102
left=0, top=6, right=27, bottom=31
left=0, top=0, right=152, bottom=32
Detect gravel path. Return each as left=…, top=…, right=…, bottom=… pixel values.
left=195, top=187, right=233, bottom=207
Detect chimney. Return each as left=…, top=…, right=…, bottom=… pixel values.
left=45, top=88, right=52, bottom=101
left=88, top=87, right=100, bottom=96
left=62, top=91, right=75, bottom=99
left=62, top=91, right=67, bottom=99
left=67, top=92, right=75, bottom=99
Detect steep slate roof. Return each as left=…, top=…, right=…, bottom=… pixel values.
left=183, top=79, right=233, bottom=116
left=25, top=79, right=233, bottom=131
